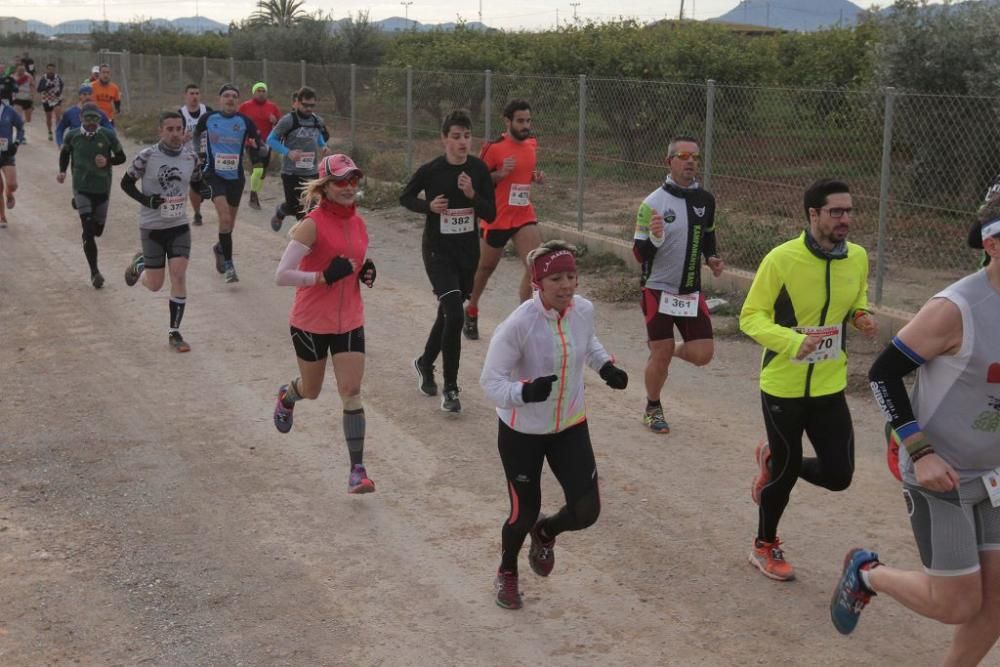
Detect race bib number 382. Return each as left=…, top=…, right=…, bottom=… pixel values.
left=440, top=207, right=475, bottom=234
left=791, top=325, right=843, bottom=364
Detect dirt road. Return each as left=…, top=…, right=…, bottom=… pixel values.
left=0, top=134, right=965, bottom=666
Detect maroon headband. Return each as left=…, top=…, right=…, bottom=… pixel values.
left=531, top=249, right=576, bottom=285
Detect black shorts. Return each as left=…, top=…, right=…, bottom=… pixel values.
left=0, top=153, right=14, bottom=168
left=74, top=192, right=109, bottom=230
left=280, top=173, right=310, bottom=220
left=203, top=173, right=244, bottom=208
left=480, top=221, right=537, bottom=249
left=12, top=100, right=32, bottom=111
left=290, top=325, right=365, bottom=362
left=640, top=287, right=713, bottom=342
left=141, top=224, right=192, bottom=269
left=43, top=101, right=62, bottom=112
left=422, top=242, right=477, bottom=300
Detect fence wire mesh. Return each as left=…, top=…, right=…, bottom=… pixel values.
left=18, top=48, right=994, bottom=311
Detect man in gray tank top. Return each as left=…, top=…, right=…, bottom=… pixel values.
left=119, top=110, right=201, bottom=353
left=828, top=203, right=1000, bottom=665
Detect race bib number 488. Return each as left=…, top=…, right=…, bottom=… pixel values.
left=440, top=207, right=475, bottom=234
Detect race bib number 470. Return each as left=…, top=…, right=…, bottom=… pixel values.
left=792, top=325, right=843, bottom=364
left=214, top=153, right=239, bottom=172
left=440, top=208, right=475, bottom=234
left=508, top=183, right=531, bottom=207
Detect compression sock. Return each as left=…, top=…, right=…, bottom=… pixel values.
left=343, top=408, right=366, bottom=467
left=646, top=399, right=662, bottom=410
left=82, top=233, right=99, bottom=275
left=282, top=378, right=303, bottom=408
left=168, top=296, right=186, bottom=332
left=251, top=166, right=264, bottom=193
left=218, top=232, right=233, bottom=261
left=466, top=305, right=479, bottom=317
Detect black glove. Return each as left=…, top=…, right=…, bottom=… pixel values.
left=599, top=361, right=628, bottom=390
left=358, top=258, right=376, bottom=288
left=322, top=256, right=354, bottom=286
left=144, top=194, right=165, bottom=209
left=197, top=180, right=212, bottom=201
left=522, top=375, right=558, bottom=403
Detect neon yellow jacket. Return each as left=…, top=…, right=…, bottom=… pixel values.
left=739, top=232, right=870, bottom=398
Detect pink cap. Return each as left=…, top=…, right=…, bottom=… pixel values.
left=319, top=154, right=363, bottom=180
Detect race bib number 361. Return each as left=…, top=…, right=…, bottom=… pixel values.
left=658, top=291, right=699, bottom=318
left=792, top=325, right=843, bottom=364
left=440, top=207, right=475, bottom=234
left=214, top=153, right=239, bottom=172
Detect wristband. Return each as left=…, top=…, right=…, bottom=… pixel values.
left=853, top=309, right=871, bottom=325
left=904, top=435, right=933, bottom=457
left=909, top=445, right=936, bottom=463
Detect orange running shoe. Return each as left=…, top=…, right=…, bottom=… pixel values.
left=751, top=439, right=772, bottom=505
left=749, top=537, right=795, bottom=581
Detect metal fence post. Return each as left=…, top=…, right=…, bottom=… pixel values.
left=576, top=74, right=587, bottom=231
left=484, top=69, right=492, bottom=141
left=157, top=53, right=162, bottom=92
left=121, top=50, right=131, bottom=112
left=703, top=79, right=717, bottom=191
left=202, top=56, right=207, bottom=89
left=229, top=57, right=235, bottom=83
left=350, top=63, right=357, bottom=150
left=301, top=60, right=306, bottom=87
left=874, top=86, right=897, bottom=305
left=178, top=54, right=183, bottom=85
left=406, top=66, right=413, bottom=173
left=262, top=58, right=268, bottom=83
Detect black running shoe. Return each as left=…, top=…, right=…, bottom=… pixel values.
left=441, top=386, right=461, bottom=414
left=168, top=331, right=191, bottom=353
left=414, top=357, right=438, bottom=396
left=213, top=243, right=225, bottom=274
left=463, top=309, right=479, bottom=340
left=124, top=251, right=144, bottom=286
left=91, top=272, right=105, bottom=289
left=192, top=212, right=203, bottom=226
left=270, top=205, right=283, bottom=232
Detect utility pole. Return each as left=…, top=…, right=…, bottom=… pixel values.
left=679, top=0, right=685, bottom=21
left=401, top=0, right=414, bottom=27
left=555, top=8, right=559, bottom=27
left=766, top=2, right=770, bottom=27
left=478, top=0, right=482, bottom=26
left=743, top=0, right=748, bottom=23
left=570, top=1, right=580, bottom=23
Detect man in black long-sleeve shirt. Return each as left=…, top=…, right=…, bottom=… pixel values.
left=401, top=109, right=496, bottom=414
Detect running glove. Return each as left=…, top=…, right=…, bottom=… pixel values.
left=144, top=194, right=165, bottom=209
left=359, top=259, right=376, bottom=288
left=522, top=375, right=558, bottom=403
left=599, top=362, right=629, bottom=390
left=322, top=256, right=354, bottom=286
left=197, top=181, right=213, bottom=201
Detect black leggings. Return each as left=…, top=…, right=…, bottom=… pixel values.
left=498, top=419, right=601, bottom=573
left=758, top=391, right=854, bottom=542
left=75, top=192, right=109, bottom=275
left=420, top=290, right=464, bottom=388
left=278, top=173, right=309, bottom=221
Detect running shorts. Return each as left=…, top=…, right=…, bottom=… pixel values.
left=141, top=224, right=192, bottom=269
left=280, top=173, right=311, bottom=221
left=12, top=100, right=33, bottom=111
left=0, top=153, right=14, bottom=168
left=43, top=101, right=62, bottom=112
left=74, top=191, right=109, bottom=230
left=203, top=173, right=245, bottom=208
left=422, top=243, right=477, bottom=300
left=290, top=325, right=365, bottom=362
left=904, top=478, right=1000, bottom=576
left=480, top=221, right=537, bottom=249
left=640, top=287, right=713, bottom=342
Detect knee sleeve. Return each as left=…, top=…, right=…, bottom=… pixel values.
left=342, top=393, right=363, bottom=411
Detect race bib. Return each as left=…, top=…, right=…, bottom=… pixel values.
left=0, top=138, right=7, bottom=151
left=983, top=468, right=1000, bottom=508
left=508, top=183, right=531, bottom=207
left=294, top=152, right=315, bottom=170
left=214, top=152, right=239, bottom=172
left=440, top=207, right=475, bottom=234
left=160, top=195, right=186, bottom=219
left=791, top=325, right=842, bottom=364
left=659, top=291, right=699, bottom=318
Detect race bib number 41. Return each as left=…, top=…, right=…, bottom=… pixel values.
left=214, top=153, right=239, bottom=172
left=508, top=183, right=531, bottom=207
left=659, top=291, right=699, bottom=318
left=792, top=325, right=843, bottom=364
left=160, top=195, right=186, bottom=219
left=440, top=207, right=475, bottom=234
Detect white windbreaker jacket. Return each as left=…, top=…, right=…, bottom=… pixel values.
left=480, top=292, right=613, bottom=435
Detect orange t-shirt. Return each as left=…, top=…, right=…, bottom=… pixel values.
left=92, top=80, right=121, bottom=119
left=480, top=134, right=538, bottom=230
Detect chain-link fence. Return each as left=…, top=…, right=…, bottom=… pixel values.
left=19, top=47, right=997, bottom=312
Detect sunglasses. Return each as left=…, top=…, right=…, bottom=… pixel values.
left=330, top=175, right=361, bottom=188
left=299, top=102, right=316, bottom=109
left=670, top=152, right=700, bottom=161
left=821, top=206, right=854, bottom=219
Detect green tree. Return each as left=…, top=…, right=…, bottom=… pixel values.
left=251, top=0, right=308, bottom=28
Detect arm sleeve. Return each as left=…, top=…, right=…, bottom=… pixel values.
left=275, top=240, right=320, bottom=287
left=869, top=337, right=926, bottom=439
left=472, top=164, right=496, bottom=222
left=633, top=201, right=658, bottom=262
left=114, top=100, right=121, bottom=114
left=738, top=254, right=806, bottom=358
left=59, top=144, right=70, bottom=173
left=266, top=126, right=290, bottom=156
left=400, top=165, right=430, bottom=214
left=480, top=320, right=527, bottom=409
left=193, top=114, right=208, bottom=155
left=120, top=171, right=147, bottom=205
left=109, top=137, right=126, bottom=166
left=701, top=194, right=718, bottom=260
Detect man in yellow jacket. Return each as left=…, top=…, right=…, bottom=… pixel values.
left=739, top=178, right=878, bottom=581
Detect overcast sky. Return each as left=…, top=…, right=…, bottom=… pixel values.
left=5, top=0, right=945, bottom=31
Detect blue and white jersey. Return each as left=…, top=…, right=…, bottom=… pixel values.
left=194, top=110, right=261, bottom=181
left=0, top=103, right=24, bottom=153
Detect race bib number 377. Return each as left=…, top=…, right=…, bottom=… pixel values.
left=160, top=195, right=186, bottom=219
left=791, top=325, right=843, bottom=364
left=440, top=208, right=475, bottom=234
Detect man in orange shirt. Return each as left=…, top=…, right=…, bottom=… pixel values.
left=92, top=64, right=121, bottom=124
left=464, top=99, right=545, bottom=340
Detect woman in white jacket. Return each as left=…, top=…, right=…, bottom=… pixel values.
left=480, top=240, right=629, bottom=610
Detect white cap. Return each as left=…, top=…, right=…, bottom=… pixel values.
left=982, top=220, right=1000, bottom=240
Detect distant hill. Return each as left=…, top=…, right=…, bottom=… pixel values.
left=710, top=0, right=864, bottom=31
left=23, top=17, right=228, bottom=36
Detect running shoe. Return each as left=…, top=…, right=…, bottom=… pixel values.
left=528, top=516, right=555, bottom=577
left=124, top=251, right=144, bottom=286
left=213, top=243, right=225, bottom=273
left=270, top=206, right=283, bottom=232
left=749, top=537, right=795, bottom=581
left=6, top=193, right=14, bottom=209
left=273, top=384, right=294, bottom=433
left=751, top=439, right=772, bottom=505
left=48, top=130, right=53, bottom=141
left=885, top=423, right=902, bottom=482
left=643, top=405, right=670, bottom=434
left=224, top=261, right=239, bottom=283
left=830, top=548, right=879, bottom=635
left=192, top=212, right=203, bottom=226
left=249, top=191, right=261, bottom=210
left=348, top=464, right=376, bottom=494
left=441, top=386, right=461, bottom=414
left=413, top=357, right=438, bottom=396
left=168, top=331, right=191, bottom=353
left=494, top=569, right=523, bottom=610
left=91, top=272, right=105, bottom=289
left=0, top=217, right=7, bottom=229
left=463, top=309, right=479, bottom=340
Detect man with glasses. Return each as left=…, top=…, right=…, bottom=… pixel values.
left=633, top=135, right=724, bottom=435
left=739, top=178, right=878, bottom=582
